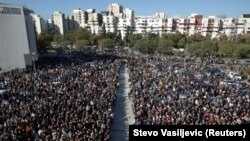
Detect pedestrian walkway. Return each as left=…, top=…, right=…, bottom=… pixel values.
left=111, top=62, right=135, bottom=141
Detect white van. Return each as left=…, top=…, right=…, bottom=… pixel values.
left=228, top=72, right=242, bottom=81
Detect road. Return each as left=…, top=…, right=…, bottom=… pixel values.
left=110, top=62, right=135, bottom=141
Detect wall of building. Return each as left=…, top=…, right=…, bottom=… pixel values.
left=0, top=13, right=30, bottom=70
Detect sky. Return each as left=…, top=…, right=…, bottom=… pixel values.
left=1, top=0, right=250, bottom=19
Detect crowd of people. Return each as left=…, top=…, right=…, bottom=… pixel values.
left=128, top=57, right=250, bottom=125
left=0, top=49, right=249, bottom=140
left=0, top=52, right=120, bottom=141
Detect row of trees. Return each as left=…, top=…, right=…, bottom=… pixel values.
left=36, top=27, right=250, bottom=58
left=36, top=27, right=123, bottom=53
left=187, top=34, right=250, bottom=58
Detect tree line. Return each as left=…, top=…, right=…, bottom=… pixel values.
left=36, top=28, right=250, bottom=59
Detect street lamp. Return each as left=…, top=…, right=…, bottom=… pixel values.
left=32, top=52, right=36, bottom=72
left=184, top=36, right=188, bottom=68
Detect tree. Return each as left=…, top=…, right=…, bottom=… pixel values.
left=158, top=38, right=174, bottom=54
left=101, top=23, right=106, bottom=38
left=36, top=33, right=52, bottom=53
left=90, top=34, right=100, bottom=45
left=135, top=39, right=157, bottom=54
left=177, top=37, right=186, bottom=48
left=129, top=34, right=143, bottom=47
left=75, top=39, right=90, bottom=49
left=124, top=26, right=130, bottom=46
left=53, top=34, right=64, bottom=46
left=75, top=28, right=91, bottom=41
left=218, top=40, right=234, bottom=57
left=233, top=44, right=250, bottom=58
left=99, top=39, right=115, bottom=49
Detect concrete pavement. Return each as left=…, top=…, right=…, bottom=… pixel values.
left=110, top=63, right=135, bottom=141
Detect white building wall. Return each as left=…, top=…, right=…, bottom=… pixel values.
left=52, top=12, right=65, bottom=34
left=188, top=18, right=196, bottom=35
left=103, top=15, right=117, bottom=33
left=31, top=14, right=48, bottom=34
left=72, top=9, right=88, bottom=29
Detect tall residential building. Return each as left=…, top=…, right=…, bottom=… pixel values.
left=72, top=8, right=88, bottom=29
left=52, top=11, right=65, bottom=34
left=47, top=19, right=54, bottom=29
left=221, top=18, right=237, bottom=37
left=166, top=18, right=175, bottom=33
left=102, top=13, right=118, bottom=33
left=0, top=3, right=37, bottom=71
left=31, top=14, right=48, bottom=34
left=88, top=11, right=102, bottom=34
left=202, top=16, right=222, bottom=38
left=237, top=14, right=250, bottom=34
left=117, top=18, right=134, bottom=39
left=134, top=12, right=167, bottom=36
left=107, top=3, right=123, bottom=17
left=123, top=8, right=134, bottom=19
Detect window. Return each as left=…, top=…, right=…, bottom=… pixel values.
left=1, top=7, right=21, bottom=14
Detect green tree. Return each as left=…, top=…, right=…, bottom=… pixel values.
left=75, top=28, right=91, bottom=41
left=129, top=34, right=143, bottom=47
left=36, top=33, right=53, bottom=53
left=158, top=38, right=174, bottom=54
left=233, top=44, right=250, bottom=58
left=218, top=40, right=234, bottom=57
left=99, top=39, right=115, bottom=49
left=75, top=39, right=90, bottom=49
left=101, top=23, right=106, bottom=38
left=177, top=37, right=187, bottom=48
left=53, top=34, right=64, bottom=46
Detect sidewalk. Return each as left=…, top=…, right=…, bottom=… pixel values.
left=110, top=63, right=135, bottom=141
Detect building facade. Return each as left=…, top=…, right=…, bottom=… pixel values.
left=31, top=14, right=48, bottom=34
left=0, top=3, right=37, bottom=71
left=52, top=11, right=65, bottom=34
left=107, top=3, right=123, bottom=17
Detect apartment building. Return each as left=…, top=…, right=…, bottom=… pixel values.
left=221, top=18, right=237, bottom=37
left=201, top=16, right=222, bottom=38
left=236, top=14, right=250, bottom=34
left=134, top=12, right=166, bottom=36
left=45, top=3, right=249, bottom=40
left=88, top=11, right=102, bottom=34
left=107, top=3, right=123, bottom=17
left=31, top=14, right=48, bottom=34
left=102, top=12, right=118, bottom=33
left=52, top=11, right=65, bottom=34
left=72, top=8, right=88, bottom=28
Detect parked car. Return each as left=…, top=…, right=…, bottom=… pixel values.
left=228, top=72, right=242, bottom=81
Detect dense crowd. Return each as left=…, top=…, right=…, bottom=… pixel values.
left=0, top=50, right=249, bottom=140
left=128, top=58, right=250, bottom=125
left=0, top=54, right=120, bottom=141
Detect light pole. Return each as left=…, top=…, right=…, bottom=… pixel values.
left=32, top=52, right=36, bottom=72
left=184, top=36, right=188, bottom=68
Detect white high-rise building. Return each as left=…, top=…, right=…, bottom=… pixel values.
left=31, top=14, right=48, bottom=34
left=221, top=18, right=237, bottom=37
left=72, top=8, right=88, bottom=29
left=88, top=12, right=102, bottom=34
left=134, top=12, right=166, bottom=36
left=0, top=3, right=37, bottom=71
left=123, top=8, right=134, bottom=19
left=52, top=11, right=65, bottom=34
left=107, top=3, right=123, bottom=17
left=202, top=17, right=222, bottom=38
left=102, top=14, right=117, bottom=33
left=47, top=19, right=54, bottom=29
left=237, top=14, right=250, bottom=34
left=166, top=18, right=175, bottom=33
left=117, top=18, right=134, bottom=39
